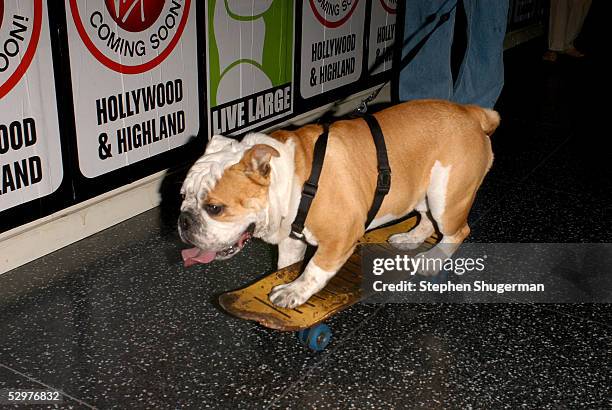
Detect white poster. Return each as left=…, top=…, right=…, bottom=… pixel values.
left=0, top=0, right=63, bottom=212
left=206, top=0, right=294, bottom=137
left=65, top=0, right=199, bottom=178
left=300, top=0, right=366, bottom=99
left=368, top=0, right=396, bottom=75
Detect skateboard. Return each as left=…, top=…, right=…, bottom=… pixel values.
left=219, top=214, right=439, bottom=351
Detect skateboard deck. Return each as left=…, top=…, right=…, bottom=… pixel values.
left=219, top=215, right=438, bottom=331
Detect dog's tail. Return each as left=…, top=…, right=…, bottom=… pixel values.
left=467, top=106, right=500, bottom=136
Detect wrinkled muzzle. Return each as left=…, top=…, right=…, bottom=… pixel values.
left=178, top=211, right=255, bottom=267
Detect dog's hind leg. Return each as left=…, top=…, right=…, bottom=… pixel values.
left=416, top=161, right=477, bottom=276
left=388, top=199, right=435, bottom=249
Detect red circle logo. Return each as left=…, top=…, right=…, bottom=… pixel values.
left=0, top=1, right=4, bottom=31
left=0, top=0, right=42, bottom=99
left=104, top=0, right=165, bottom=32
left=309, top=0, right=360, bottom=28
left=70, top=0, right=191, bottom=74
left=379, top=0, right=396, bottom=14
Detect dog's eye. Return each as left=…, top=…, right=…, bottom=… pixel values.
left=204, top=203, right=224, bottom=216
left=180, top=193, right=185, bottom=200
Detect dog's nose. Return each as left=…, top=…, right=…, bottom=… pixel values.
left=178, top=211, right=195, bottom=231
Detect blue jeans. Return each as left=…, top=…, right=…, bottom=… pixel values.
left=399, top=0, right=509, bottom=109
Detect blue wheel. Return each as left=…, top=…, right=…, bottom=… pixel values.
left=297, top=329, right=309, bottom=345
left=296, top=323, right=332, bottom=351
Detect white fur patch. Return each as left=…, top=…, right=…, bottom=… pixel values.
left=269, top=261, right=335, bottom=308
left=367, top=213, right=399, bottom=231
left=426, top=161, right=451, bottom=233
left=302, top=228, right=318, bottom=246
left=277, top=237, right=306, bottom=269
left=180, top=135, right=244, bottom=209
left=180, top=132, right=298, bottom=250
left=181, top=133, right=293, bottom=205
left=388, top=217, right=434, bottom=250
left=387, top=198, right=433, bottom=249
left=367, top=204, right=422, bottom=231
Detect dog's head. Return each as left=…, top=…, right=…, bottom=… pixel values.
left=178, top=135, right=279, bottom=266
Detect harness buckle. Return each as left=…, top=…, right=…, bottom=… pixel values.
left=377, top=169, right=392, bottom=194
left=289, top=229, right=304, bottom=241
left=302, top=181, right=318, bottom=198
left=289, top=224, right=308, bottom=243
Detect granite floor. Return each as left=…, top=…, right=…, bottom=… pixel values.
left=1, top=42, right=610, bottom=408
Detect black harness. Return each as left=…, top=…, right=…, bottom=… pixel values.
left=283, top=1, right=458, bottom=272
left=289, top=114, right=391, bottom=271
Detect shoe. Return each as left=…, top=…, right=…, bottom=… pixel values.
left=542, top=50, right=558, bottom=62
left=562, top=47, right=585, bottom=58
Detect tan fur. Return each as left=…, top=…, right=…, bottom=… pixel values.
left=209, top=100, right=498, bottom=275
left=205, top=145, right=278, bottom=222
left=271, top=99, right=497, bottom=270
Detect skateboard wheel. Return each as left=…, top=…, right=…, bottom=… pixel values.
left=297, top=324, right=332, bottom=351
left=297, top=329, right=310, bottom=345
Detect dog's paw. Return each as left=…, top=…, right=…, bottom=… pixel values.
left=269, top=282, right=309, bottom=309
left=414, top=247, right=448, bottom=277
left=388, top=233, right=421, bottom=250
left=415, top=265, right=441, bottom=277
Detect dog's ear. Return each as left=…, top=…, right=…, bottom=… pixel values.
left=205, top=134, right=235, bottom=154
left=241, top=144, right=280, bottom=184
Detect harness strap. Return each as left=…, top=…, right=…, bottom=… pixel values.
left=289, top=117, right=391, bottom=273
left=363, top=114, right=391, bottom=230
left=289, top=123, right=329, bottom=241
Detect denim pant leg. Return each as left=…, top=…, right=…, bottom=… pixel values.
left=452, top=0, right=509, bottom=109
left=399, top=0, right=457, bottom=102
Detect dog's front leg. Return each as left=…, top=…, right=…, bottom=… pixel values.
left=269, top=242, right=355, bottom=309
left=268, top=257, right=337, bottom=308
left=277, top=237, right=307, bottom=269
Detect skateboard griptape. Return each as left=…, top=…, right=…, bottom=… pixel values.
left=219, top=216, right=437, bottom=331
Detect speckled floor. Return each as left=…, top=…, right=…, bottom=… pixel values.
left=1, top=42, right=610, bottom=409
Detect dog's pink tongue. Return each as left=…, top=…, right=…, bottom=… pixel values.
left=181, top=247, right=216, bottom=267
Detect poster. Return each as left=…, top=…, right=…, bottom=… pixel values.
left=65, top=0, right=199, bottom=178
left=508, top=0, right=546, bottom=30
left=367, top=0, right=396, bottom=75
left=206, top=0, right=294, bottom=137
left=0, top=0, right=63, bottom=213
left=300, top=0, right=366, bottom=99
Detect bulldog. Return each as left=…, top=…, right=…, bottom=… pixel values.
left=179, top=100, right=499, bottom=308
